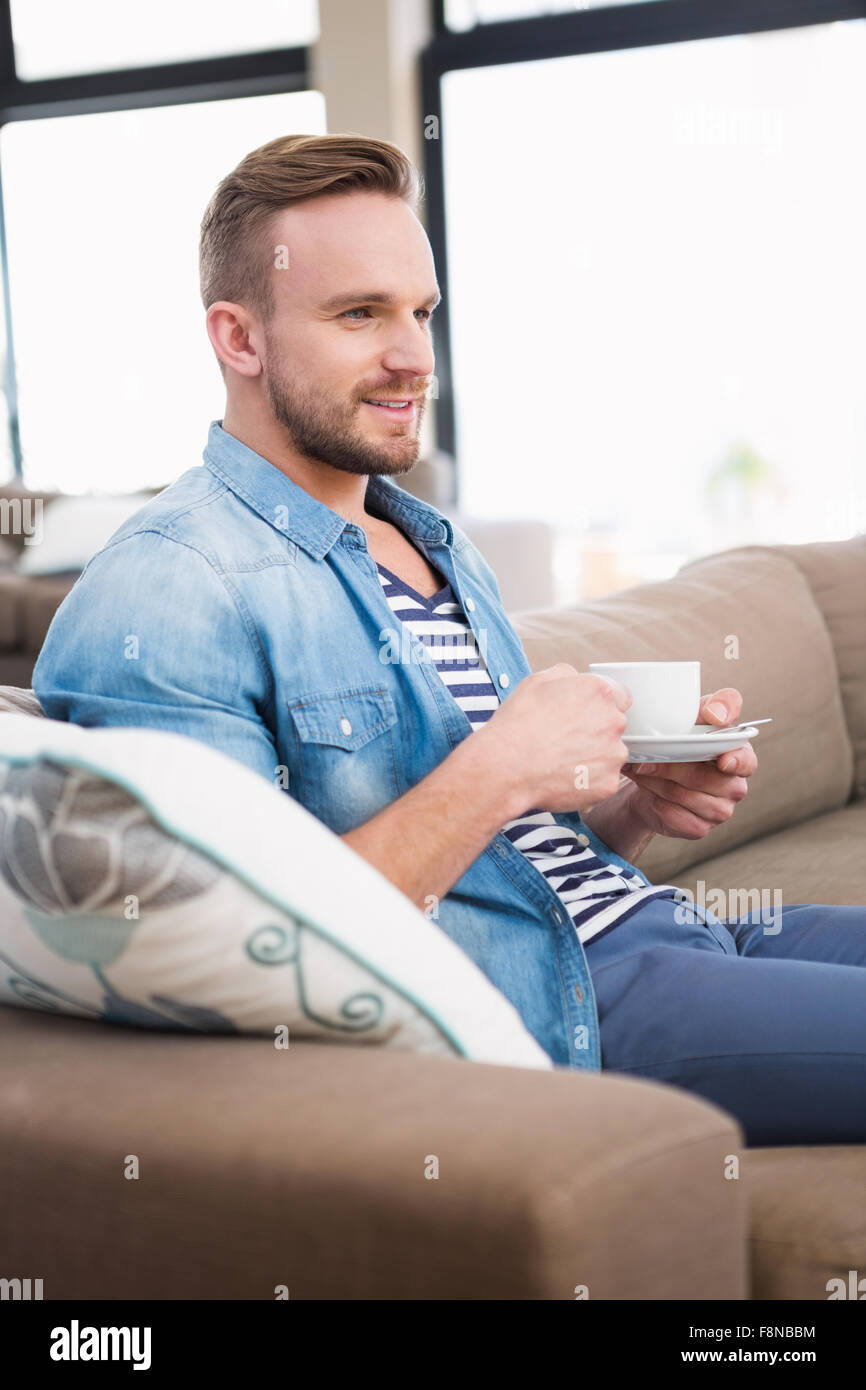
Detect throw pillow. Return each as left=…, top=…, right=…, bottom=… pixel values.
left=0, top=711, right=551, bottom=1069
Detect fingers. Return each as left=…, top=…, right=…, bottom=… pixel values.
left=636, top=785, right=718, bottom=840
left=591, top=672, right=632, bottom=713
left=699, top=688, right=743, bottom=725
left=632, top=773, right=744, bottom=824
left=630, top=760, right=751, bottom=796
left=542, top=665, right=633, bottom=711
left=716, top=744, right=758, bottom=776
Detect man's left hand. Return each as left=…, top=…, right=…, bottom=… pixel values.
left=621, top=687, right=757, bottom=841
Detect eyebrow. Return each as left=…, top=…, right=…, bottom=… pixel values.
left=320, top=288, right=442, bottom=313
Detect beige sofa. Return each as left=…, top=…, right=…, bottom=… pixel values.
left=0, top=535, right=864, bottom=1300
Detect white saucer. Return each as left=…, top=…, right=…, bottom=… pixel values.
left=623, top=724, right=760, bottom=764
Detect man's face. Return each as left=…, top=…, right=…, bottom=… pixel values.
left=259, top=191, right=438, bottom=477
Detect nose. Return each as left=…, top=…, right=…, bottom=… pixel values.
left=379, top=314, right=435, bottom=384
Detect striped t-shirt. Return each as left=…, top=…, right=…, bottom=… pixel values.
left=376, top=561, right=680, bottom=946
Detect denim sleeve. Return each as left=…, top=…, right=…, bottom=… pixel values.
left=32, top=529, right=279, bottom=785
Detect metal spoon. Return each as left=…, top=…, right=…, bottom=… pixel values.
left=703, top=717, right=773, bottom=733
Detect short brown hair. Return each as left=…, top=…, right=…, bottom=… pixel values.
left=199, top=132, right=422, bottom=329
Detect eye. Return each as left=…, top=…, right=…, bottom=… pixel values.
left=340, top=306, right=436, bottom=322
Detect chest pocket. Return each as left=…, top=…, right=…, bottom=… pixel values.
left=287, top=684, right=400, bottom=831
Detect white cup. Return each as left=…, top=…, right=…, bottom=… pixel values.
left=588, top=661, right=701, bottom=737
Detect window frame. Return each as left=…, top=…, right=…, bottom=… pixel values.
left=421, top=0, right=866, bottom=464
left=0, top=0, right=311, bottom=477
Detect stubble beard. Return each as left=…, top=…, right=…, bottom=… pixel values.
left=263, top=347, right=426, bottom=479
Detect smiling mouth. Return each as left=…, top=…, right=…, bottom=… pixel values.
left=361, top=397, right=419, bottom=417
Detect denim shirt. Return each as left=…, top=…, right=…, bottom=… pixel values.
left=33, top=420, right=653, bottom=1069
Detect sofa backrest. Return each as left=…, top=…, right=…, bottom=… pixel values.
left=772, top=536, right=866, bottom=802
left=512, top=544, right=854, bottom=882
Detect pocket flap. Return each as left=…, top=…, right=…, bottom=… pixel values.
left=288, top=685, right=397, bottom=752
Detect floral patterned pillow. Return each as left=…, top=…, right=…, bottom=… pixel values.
left=0, top=706, right=551, bottom=1068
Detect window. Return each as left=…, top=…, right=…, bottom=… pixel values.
left=1, top=90, right=326, bottom=491
left=10, top=0, right=319, bottom=79
left=445, top=0, right=659, bottom=30
left=438, top=19, right=866, bottom=599
left=0, top=259, right=13, bottom=480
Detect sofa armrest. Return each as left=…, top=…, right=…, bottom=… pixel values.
left=0, top=1008, right=747, bottom=1300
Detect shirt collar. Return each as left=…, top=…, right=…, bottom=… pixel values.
left=202, top=419, right=453, bottom=560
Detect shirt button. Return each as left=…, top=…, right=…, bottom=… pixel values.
left=577, top=833, right=590, bottom=847
left=465, top=596, right=475, bottom=612
left=499, top=673, right=510, bottom=689
left=340, top=717, right=352, bottom=736
left=574, top=984, right=584, bottom=1004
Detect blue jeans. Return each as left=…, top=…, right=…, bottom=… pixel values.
left=583, top=898, right=866, bottom=1146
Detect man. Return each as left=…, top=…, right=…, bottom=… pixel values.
left=34, top=134, right=866, bottom=1146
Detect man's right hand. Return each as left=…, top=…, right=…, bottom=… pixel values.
left=342, top=664, right=632, bottom=912
left=474, top=663, right=633, bottom=816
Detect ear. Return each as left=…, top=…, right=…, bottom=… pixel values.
left=205, top=301, right=263, bottom=379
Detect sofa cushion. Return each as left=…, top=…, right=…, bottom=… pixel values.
left=656, top=800, right=866, bottom=910
left=0, top=713, right=551, bottom=1069
left=513, top=545, right=854, bottom=883
left=746, top=1146, right=866, bottom=1300
left=774, top=536, right=866, bottom=802
left=0, top=685, right=45, bottom=718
